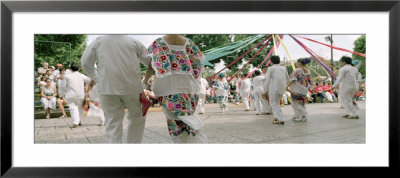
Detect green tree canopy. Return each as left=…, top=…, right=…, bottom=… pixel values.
left=352, top=35, right=366, bottom=78
left=34, top=35, right=87, bottom=69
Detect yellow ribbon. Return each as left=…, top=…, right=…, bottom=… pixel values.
left=272, top=34, right=278, bottom=55
left=275, top=35, right=296, bottom=70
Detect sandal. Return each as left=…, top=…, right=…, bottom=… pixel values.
left=59, top=115, right=67, bottom=119
left=46, top=114, right=50, bottom=119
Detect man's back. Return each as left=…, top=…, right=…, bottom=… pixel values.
left=265, top=64, right=289, bottom=95
left=82, top=35, right=151, bottom=95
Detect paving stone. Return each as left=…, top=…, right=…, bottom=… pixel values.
left=34, top=101, right=366, bottom=144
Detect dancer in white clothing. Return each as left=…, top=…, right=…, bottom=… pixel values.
left=333, top=56, right=360, bottom=119
left=263, top=56, right=290, bottom=125
left=214, top=73, right=230, bottom=113
left=286, top=58, right=314, bottom=122
left=239, top=73, right=251, bottom=111
left=197, top=76, right=208, bottom=114
left=59, top=62, right=91, bottom=128
left=81, top=35, right=153, bottom=143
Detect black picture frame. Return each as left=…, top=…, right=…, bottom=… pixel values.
left=1, top=0, right=399, bottom=177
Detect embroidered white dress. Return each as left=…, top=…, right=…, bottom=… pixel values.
left=148, top=37, right=208, bottom=143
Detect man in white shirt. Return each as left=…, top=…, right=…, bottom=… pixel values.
left=333, top=56, right=359, bottom=119
left=81, top=35, right=153, bottom=143
left=263, top=56, right=290, bottom=124
left=239, top=73, right=252, bottom=111
left=260, top=66, right=272, bottom=115
left=59, top=62, right=91, bottom=128
left=197, top=76, right=209, bottom=114
left=253, top=70, right=269, bottom=115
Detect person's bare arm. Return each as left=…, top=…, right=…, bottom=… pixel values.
left=143, top=63, right=154, bottom=90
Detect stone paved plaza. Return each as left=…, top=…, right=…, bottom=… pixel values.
left=34, top=101, right=365, bottom=144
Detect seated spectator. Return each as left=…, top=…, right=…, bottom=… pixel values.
left=40, top=78, right=57, bottom=119
left=37, top=62, right=49, bottom=75
left=322, top=81, right=334, bottom=102
left=37, top=76, right=47, bottom=87
left=314, top=82, right=325, bottom=103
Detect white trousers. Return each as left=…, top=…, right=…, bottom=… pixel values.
left=324, top=92, right=334, bottom=102
left=197, top=93, right=206, bottom=113
left=269, top=93, right=285, bottom=121
left=240, top=91, right=250, bottom=110
left=254, top=89, right=271, bottom=114
left=99, top=94, right=145, bottom=144
left=339, top=89, right=358, bottom=117
left=261, top=96, right=272, bottom=113
left=66, top=97, right=84, bottom=125
left=291, top=99, right=308, bottom=117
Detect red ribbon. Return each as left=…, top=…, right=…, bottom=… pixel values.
left=229, top=36, right=273, bottom=82
left=294, top=35, right=366, bottom=58
left=207, top=35, right=272, bottom=81
left=244, top=35, right=283, bottom=79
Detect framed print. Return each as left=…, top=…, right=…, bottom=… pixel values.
left=1, top=0, right=400, bottom=177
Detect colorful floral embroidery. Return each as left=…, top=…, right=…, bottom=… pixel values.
left=147, top=38, right=204, bottom=79
left=166, top=119, right=196, bottom=136
left=291, top=69, right=313, bottom=88
left=291, top=93, right=307, bottom=105
left=159, top=93, right=199, bottom=117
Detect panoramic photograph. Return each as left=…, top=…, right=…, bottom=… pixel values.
left=33, top=34, right=366, bottom=144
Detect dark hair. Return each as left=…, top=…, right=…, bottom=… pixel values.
left=254, top=70, right=261, bottom=76
left=340, top=56, right=352, bottom=65
left=243, top=73, right=248, bottom=77
left=298, top=58, right=311, bottom=65
left=59, top=67, right=65, bottom=72
left=270, top=55, right=280, bottom=64
left=70, top=62, right=80, bottom=71
left=261, top=66, right=268, bottom=69
left=45, top=78, right=52, bottom=82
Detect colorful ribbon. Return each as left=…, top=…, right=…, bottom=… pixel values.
left=245, top=35, right=283, bottom=79
left=275, top=35, right=296, bottom=71
left=289, top=35, right=337, bottom=79
left=229, top=36, right=272, bottom=82
left=294, top=35, right=366, bottom=58
left=207, top=35, right=272, bottom=81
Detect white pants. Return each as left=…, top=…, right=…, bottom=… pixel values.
left=261, top=94, right=272, bottom=113
left=66, top=97, right=84, bottom=125
left=269, top=93, right=285, bottom=121
left=240, top=91, right=250, bottom=110
left=41, top=97, right=56, bottom=110
left=254, top=89, right=271, bottom=114
left=197, top=93, right=206, bottom=113
left=291, top=98, right=308, bottom=117
left=324, top=92, right=334, bottom=102
left=99, top=94, right=145, bottom=144
left=339, top=89, right=358, bottom=117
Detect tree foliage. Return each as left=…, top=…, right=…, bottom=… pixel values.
left=34, top=35, right=87, bottom=69
left=352, top=35, right=366, bottom=78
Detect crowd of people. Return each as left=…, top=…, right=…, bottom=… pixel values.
left=35, top=35, right=366, bottom=144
